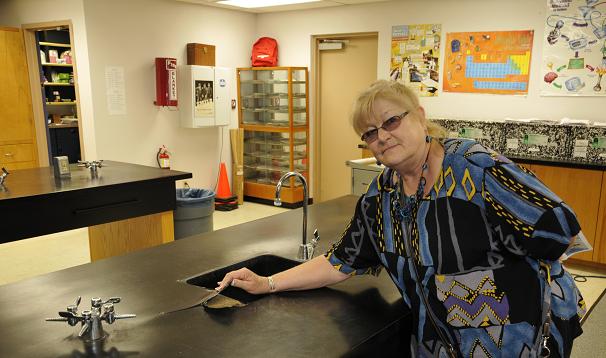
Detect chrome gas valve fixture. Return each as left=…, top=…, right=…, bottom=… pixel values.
left=77, top=160, right=104, bottom=174
left=46, top=296, right=135, bottom=341
left=0, top=167, right=9, bottom=186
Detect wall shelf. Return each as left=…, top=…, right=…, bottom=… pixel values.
left=43, top=82, right=73, bottom=86
left=46, top=101, right=77, bottom=106
left=41, top=63, right=73, bottom=67
left=39, top=41, right=71, bottom=48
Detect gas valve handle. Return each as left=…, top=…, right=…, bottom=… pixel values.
left=114, top=314, right=136, bottom=320
left=312, top=229, right=320, bottom=246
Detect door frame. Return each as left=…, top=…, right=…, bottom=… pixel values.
left=311, top=32, right=378, bottom=201
left=21, top=20, right=85, bottom=167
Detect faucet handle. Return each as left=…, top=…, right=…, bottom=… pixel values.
left=312, top=229, right=320, bottom=246
left=0, top=167, right=8, bottom=185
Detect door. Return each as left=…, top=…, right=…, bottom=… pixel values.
left=0, top=27, right=38, bottom=170
left=316, top=34, right=378, bottom=202
left=0, top=28, right=35, bottom=143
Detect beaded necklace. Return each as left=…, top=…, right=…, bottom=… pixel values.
left=394, top=141, right=432, bottom=224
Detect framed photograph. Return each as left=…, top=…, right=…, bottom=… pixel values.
left=194, top=80, right=214, bottom=117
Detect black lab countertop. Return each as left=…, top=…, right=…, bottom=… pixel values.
left=0, top=195, right=410, bottom=357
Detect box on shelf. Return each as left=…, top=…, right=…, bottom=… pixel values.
left=567, top=125, right=606, bottom=164
left=187, top=43, right=215, bottom=66
left=433, top=118, right=506, bottom=153
left=503, top=122, right=571, bottom=160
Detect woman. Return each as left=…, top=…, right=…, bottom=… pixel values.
left=217, top=80, right=585, bottom=357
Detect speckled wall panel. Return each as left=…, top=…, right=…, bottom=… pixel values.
left=432, top=118, right=506, bottom=153
left=503, top=122, right=571, bottom=159
left=567, top=125, right=606, bottom=164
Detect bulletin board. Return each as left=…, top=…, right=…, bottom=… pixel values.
left=541, top=0, right=606, bottom=96
left=390, top=24, right=441, bottom=97
left=442, top=30, right=534, bottom=95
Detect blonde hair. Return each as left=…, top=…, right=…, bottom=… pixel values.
left=351, top=80, right=447, bottom=139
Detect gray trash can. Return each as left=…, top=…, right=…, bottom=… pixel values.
left=174, top=188, right=215, bottom=239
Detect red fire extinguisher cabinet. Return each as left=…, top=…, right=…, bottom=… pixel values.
left=154, top=58, right=178, bottom=106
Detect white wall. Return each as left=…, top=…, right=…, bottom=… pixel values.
left=257, top=0, right=605, bottom=122
left=81, top=0, right=256, bottom=189
left=0, top=0, right=98, bottom=161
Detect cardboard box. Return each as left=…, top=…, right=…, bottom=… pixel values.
left=187, top=43, right=215, bottom=66
left=567, top=125, right=606, bottom=164
left=503, top=122, right=571, bottom=160
left=433, top=118, right=507, bottom=153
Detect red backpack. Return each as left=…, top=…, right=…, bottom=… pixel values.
left=251, top=37, right=278, bottom=67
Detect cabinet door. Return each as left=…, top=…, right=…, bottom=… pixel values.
left=530, top=164, right=602, bottom=262
left=0, top=28, right=34, bottom=143
left=594, top=175, right=606, bottom=264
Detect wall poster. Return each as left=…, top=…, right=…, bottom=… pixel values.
left=390, top=24, right=441, bottom=97
left=541, top=0, right=606, bottom=96
left=194, top=80, right=214, bottom=117
left=443, top=30, right=534, bottom=95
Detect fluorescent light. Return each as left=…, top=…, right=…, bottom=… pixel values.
left=217, top=0, right=321, bottom=8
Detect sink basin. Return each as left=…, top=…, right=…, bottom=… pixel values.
left=183, top=254, right=301, bottom=303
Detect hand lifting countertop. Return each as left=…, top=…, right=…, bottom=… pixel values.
left=0, top=195, right=410, bottom=358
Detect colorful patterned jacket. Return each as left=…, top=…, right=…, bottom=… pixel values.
left=325, top=138, right=585, bottom=357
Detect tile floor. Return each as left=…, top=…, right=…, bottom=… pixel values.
left=1, top=202, right=606, bottom=314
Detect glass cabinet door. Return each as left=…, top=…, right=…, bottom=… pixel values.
left=239, top=69, right=307, bottom=127
left=243, top=130, right=308, bottom=186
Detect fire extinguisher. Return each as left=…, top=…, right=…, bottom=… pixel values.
left=157, top=145, right=170, bottom=169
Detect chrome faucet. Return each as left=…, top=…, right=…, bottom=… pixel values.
left=275, top=171, right=320, bottom=261
left=0, top=167, right=8, bottom=186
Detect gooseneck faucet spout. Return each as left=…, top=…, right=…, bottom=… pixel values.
left=275, top=171, right=319, bottom=261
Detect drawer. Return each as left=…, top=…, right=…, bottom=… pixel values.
left=0, top=144, right=34, bottom=164
left=352, top=168, right=380, bottom=196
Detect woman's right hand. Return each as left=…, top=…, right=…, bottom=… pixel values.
left=216, top=267, right=270, bottom=295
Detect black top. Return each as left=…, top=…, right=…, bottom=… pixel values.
left=0, top=161, right=191, bottom=200
left=0, top=195, right=409, bottom=357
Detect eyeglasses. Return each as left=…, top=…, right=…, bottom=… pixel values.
left=360, top=112, right=408, bottom=144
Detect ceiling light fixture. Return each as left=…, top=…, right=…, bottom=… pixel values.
left=217, top=0, right=321, bottom=8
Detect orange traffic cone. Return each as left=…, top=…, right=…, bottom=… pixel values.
left=215, top=162, right=238, bottom=211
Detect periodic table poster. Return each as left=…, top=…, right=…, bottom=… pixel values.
left=541, top=0, right=606, bottom=96
left=442, top=30, right=534, bottom=95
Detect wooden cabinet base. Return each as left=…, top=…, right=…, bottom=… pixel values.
left=88, top=211, right=174, bottom=261
left=244, top=181, right=303, bottom=204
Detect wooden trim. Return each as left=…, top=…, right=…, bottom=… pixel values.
left=244, top=181, right=303, bottom=203
left=22, top=20, right=71, bottom=31
left=21, top=20, right=85, bottom=164
left=311, top=32, right=379, bottom=201
left=66, top=20, right=86, bottom=161
left=241, top=124, right=306, bottom=133
left=237, top=68, right=242, bottom=127
left=22, top=27, right=48, bottom=166
left=0, top=27, right=19, bottom=32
